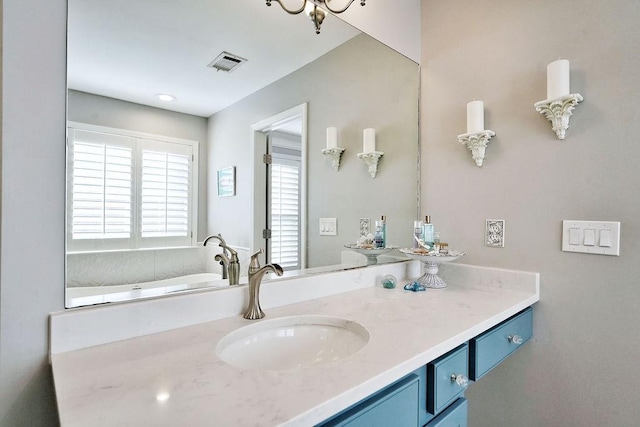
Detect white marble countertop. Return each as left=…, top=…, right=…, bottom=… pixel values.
left=51, top=263, right=539, bottom=426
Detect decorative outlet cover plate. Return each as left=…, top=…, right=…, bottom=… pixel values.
left=360, top=218, right=370, bottom=237
left=485, top=219, right=505, bottom=247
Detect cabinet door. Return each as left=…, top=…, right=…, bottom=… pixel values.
left=425, top=398, right=467, bottom=427
left=469, top=307, right=533, bottom=380
left=427, top=344, right=469, bottom=415
left=320, top=374, right=420, bottom=427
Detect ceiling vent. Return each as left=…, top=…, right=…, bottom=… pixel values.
left=207, top=51, right=247, bottom=73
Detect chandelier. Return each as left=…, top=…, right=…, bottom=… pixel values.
left=265, top=1, right=366, bottom=34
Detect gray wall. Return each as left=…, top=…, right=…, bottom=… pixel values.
left=208, top=34, right=419, bottom=267
left=1, top=0, right=66, bottom=425
left=421, top=0, right=640, bottom=425
left=67, top=90, right=209, bottom=240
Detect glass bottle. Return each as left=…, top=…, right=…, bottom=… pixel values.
left=374, top=220, right=385, bottom=248
left=413, top=220, right=423, bottom=248
left=380, top=215, right=387, bottom=248
left=422, top=215, right=435, bottom=249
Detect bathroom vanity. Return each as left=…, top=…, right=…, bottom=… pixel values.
left=50, top=261, right=539, bottom=426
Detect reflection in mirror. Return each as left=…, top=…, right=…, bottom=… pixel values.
left=66, top=0, right=419, bottom=308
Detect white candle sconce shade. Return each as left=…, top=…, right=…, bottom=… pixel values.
left=321, top=147, right=346, bottom=171
left=534, top=94, right=583, bottom=140
left=322, top=127, right=345, bottom=171
left=536, top=59, right=583, bottom=140
left=362, top=128, right=376, bottom=153
left=357, top=151, right=384, bottom=178
left=459, top=100, right=495, bottom=167
left=358, top=128, right=382, bottom=178
left=457, top=130, right=496, bottom=167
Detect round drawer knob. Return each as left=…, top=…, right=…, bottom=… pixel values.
left=450, top=373, right=469, bottom=388
left=508, top=334, right=523, bottom=345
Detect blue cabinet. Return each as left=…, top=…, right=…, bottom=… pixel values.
left=320, top=307, right=533, bottom=427
left=319, top=374, right=420, bottom=427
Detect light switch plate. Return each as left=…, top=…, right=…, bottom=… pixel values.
left=562, top=220, right=620, bottom=256
left=319, top=218, right=337, bottom=236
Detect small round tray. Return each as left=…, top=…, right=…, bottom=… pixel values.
left=345, top=244, right=397, bottom=256
left=344, top=244, right=397, bottom=265
left=398, top=248, right=465, bottom=262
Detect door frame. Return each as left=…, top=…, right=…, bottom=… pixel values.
left=250, top=103, right=308, bottom=269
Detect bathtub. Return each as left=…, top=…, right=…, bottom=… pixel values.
left=66, top=273, right=227, bottom=308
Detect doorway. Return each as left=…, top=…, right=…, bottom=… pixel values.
left=251, top=104, right=307, bottom=270
left=267, top=131, right=302, bottom=269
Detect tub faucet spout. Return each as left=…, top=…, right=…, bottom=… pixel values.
left=204, top=234, right=240, bottom=285
left=244, top=249, right=283, bottom=320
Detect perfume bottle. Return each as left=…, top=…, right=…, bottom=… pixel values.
left=380, top=215, right=387, bottom=247
left=434, top=232, right=441, bottom=252
left=422, top=215, right=435, bottom=249
left=413, top=220, right=423, bottom=248
left=374, top=220, right=385, bottom=248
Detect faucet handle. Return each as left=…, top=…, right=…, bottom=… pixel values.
left=249, top=249, right=263, bottom=273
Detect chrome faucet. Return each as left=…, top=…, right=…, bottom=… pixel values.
left=244, top=249, right=283, bottom=320
left=203, top=234, right=240, bottom=286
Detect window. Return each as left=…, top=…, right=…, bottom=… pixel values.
left=67, top=124, right=198, bottom=252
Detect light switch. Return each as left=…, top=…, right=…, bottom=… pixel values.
left=562, top=220, right=621, bottom=256
left=599, top=229, right=612, bottom=247
left=319, top=218, right=337, bottom=236
left=568, top=228, right=580, bottom=245
left=583, top=229, right=595, bottom=246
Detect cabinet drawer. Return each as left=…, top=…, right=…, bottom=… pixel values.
left=427, top=344, right=469, bottom=415
left=469, top=307, right=533, bottom=381
left=320, top=374, right=420, bottom=427
left=425, top=398, right=467, bottom=427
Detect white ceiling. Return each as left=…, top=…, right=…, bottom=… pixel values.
left=67, top=0, right=361, bottom=118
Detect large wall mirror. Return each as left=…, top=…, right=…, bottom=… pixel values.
left=66, top=0, right=419, bottom=308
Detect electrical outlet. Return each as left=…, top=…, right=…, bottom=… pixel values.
left=485, top=219, right=505, bottom=247
left=359, top=218, right=370, bottom=237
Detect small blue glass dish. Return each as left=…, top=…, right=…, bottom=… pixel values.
left=403, top=282, right=426, bottom=292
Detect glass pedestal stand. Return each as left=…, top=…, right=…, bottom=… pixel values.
left=416, top=259, right=448, bottom=288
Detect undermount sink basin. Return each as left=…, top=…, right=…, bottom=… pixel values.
left=216, top=315, right=370, bottom=371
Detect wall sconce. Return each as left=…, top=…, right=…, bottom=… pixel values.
left=357, top=128, right=383, bottom=178
left=457, top=101, right=495, bottom=167
left=534, top=59, right=583, bottom=140
left=321, top=127, right=345, bottom=171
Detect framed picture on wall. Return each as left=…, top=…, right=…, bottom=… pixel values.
left=217, top=166, right=236, bottom=197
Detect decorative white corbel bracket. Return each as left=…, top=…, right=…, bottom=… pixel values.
left=457, top=130, right=496, bottom=167
left=321, top=147, right=345, bottom=171
left=357, top=151, right=384, bottom=178
left=534, top=94, right=583, bottom=140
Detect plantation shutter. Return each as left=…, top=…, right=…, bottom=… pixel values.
left=139, top=139, right=192, bottom=247
left=67, top=124, right=197, bottom=252
left=69, top=129, right=133, bottom=247
left=270, top=157, right=301, bottom=269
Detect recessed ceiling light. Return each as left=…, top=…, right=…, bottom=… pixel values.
left=157, top=94, right=176, bottom=102
left=156, top=392, right=170, bottom=402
